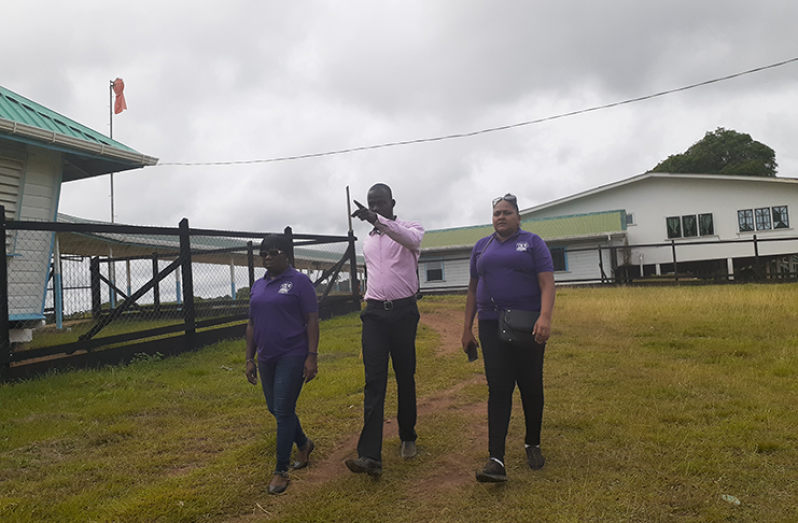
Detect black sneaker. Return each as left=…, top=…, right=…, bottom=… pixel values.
left=475, top=459, right=508, bottom=483
left=345, top=456, right=382, bottom=477
left=526, top=446, right=545, bottom=470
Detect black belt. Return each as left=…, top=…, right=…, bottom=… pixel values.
left=366, top=296, right=416, bottom=311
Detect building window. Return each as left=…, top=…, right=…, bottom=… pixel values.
left=626, top=213, right=635, bottom=226
left=738, top=210, right=754, bottom=232
left=772, top=206, right=789, bottom=229
left=682, top=215, right=698, bottom=237
left=425, top=260, right=444, bottom=282
left=666, top=217, right=681, bottom=239
left=698, top=213, right=714, bottom=236
left=755, top=208, right=772, bottom=230
left=739, top=206, right=790, bottom=232
left=550, top=247, right=567, bottom=272
left=667, top=213, right=715, bottom=239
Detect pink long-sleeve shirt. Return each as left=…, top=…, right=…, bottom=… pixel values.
left=363, top=216, right=424, bottom=301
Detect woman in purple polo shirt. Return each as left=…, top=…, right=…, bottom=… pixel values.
left=245, top=234, right=320, bottom=494
left=462, top=193, right=556, bottom=483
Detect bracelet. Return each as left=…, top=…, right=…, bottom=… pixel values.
left=246, top=358, right=256, bottom=364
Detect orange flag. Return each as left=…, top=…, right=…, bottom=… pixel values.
left=113, top=78, right=127, bottom=114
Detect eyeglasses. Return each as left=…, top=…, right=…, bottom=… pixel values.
left=261, top=249, right=284, bottom=258
left=492, top=194, right=518, bottom=207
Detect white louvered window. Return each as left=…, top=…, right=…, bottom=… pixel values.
left=0, top=155, right=23, bottom=254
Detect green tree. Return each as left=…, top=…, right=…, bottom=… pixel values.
left=235, top=286, right=250, bottom=301
left=650, top=127, right=777, bottom=177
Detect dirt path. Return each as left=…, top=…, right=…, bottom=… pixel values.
left=229, top=308, right=488, bottom=521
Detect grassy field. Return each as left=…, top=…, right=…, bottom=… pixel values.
left=1, top=284, right=797, bottom=522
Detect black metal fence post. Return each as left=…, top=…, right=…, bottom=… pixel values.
left=598, top=246, right=606, bottom=283
left=90, top=257, right=102, bottom=318
left=348, top=230, right=359, bottom=299
left=753, top=234, right=761, bottom=281
left=283, top=226, right=294, bottom=266
left=1, top=205, right=10, bottom=379
left=152, top=253, right=161, bottom=316
left=179, top=219, right=195, bottom=341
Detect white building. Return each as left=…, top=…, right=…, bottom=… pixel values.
left=418, top=173, right=798, bottom=292
left=1, top=84, right=157, bottom=340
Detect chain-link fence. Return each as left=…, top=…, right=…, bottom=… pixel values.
left=1, top=212, right=362, bottom=381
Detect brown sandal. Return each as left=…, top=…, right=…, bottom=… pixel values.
left=268, top=471, right=289, bottom=494
left=293, top=438, right=315, bottom=470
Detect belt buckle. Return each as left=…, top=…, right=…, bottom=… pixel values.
left=383, top=300, right=394, bottom=311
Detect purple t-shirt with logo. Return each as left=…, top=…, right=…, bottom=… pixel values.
left=249, top=266, right=319, bottom=362
left=469, top=229, right=554, bottom=321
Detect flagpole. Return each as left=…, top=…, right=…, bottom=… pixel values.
left=109, top=80, right=115, bottom=224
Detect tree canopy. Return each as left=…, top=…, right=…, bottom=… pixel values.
left=650, top=127, right=777, bottom=177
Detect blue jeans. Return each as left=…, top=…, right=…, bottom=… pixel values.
left=259, top=355, right=309, bottom=473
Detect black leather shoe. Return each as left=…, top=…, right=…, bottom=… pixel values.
left=526, top=446, right=546, bottom=470
left=475, top=459, right=508, bottom=483
left=345, top=456, right=382, bottom=477
left=400, top=440, right=417, bottom=459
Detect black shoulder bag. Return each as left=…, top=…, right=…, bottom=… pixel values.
left=478, top=236, right=540, bottom=345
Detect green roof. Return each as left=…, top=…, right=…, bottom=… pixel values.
left=0, top=85, right=157, bottom=181
left=421, top=210, right=627, bottom=250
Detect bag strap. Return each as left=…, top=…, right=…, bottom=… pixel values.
left=477, top=235, right=500, bottom=312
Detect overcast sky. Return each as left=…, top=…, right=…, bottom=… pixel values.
left=3, top=1, right=798, bottom=238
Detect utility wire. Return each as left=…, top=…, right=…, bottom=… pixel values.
left=158, top=56, right=798, bottom=167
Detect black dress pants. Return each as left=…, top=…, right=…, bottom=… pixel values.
left=478, top=319, right=546, bottom=462
left=357, top=301, right=420, bottom=461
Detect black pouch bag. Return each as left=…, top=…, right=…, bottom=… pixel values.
left=479, top=236, right=541, bottom=346
left=498, top=309, right=540, bottom=344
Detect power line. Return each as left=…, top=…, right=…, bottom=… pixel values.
left=158, top=56, right=798, bottom=167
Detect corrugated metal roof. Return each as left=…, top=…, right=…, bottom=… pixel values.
left=0, top=85, right=157, bottom=181
left=0, top=85, right=136, bottom=153
left=56, top=213, right=363, bottom=270
left=421, top=210, right=627, bottom=249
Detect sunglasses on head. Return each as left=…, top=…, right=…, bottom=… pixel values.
left=260, top=249, right=284, bottom=258
left=492, top=194, right=518, bottom=207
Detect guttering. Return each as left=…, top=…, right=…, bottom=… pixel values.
left=0, top=117, right=158, bottom=167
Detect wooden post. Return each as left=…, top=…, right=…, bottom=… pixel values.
left=179, top=219, right=195, bottom=341
left=152, top=253, right=161, bottom=316
left=348, top=230, right=360, bottom=298
left=90, top=257, right=102, bottom=319
left=283, top=226, right=294, bottom=266
left=671, top=240, right=679, bottom=283
left=753, top=234, right=761, bottom=281
left=0, top=205, right=11, bottom=379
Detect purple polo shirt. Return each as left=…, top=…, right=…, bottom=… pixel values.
left=249, top=266, right=319, bottom=362
left=469, top=229, right=554, bottom=321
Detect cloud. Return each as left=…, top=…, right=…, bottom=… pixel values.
left=3, top=0, right=798, bottom=238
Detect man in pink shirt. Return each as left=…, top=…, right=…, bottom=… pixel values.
left=346, top=183, right=424, bottom=477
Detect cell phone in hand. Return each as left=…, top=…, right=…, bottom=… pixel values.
left=466, top=340, right=478, bottom=362
left=351, top=199, right=366, bottom=217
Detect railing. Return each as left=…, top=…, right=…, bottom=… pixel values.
left=557, top=235, right=798, bottom=285
left=1, top=209, right=361, bottom=381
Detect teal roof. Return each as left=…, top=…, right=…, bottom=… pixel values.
left=421, top=210, right=627, bottom=249
left=0, top=85, right=157, bottom=181
left=55, top=213, right=363, bottom=270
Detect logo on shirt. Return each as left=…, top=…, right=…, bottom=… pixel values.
left=278, top=282, right=293, bottom=294
left=516, top=241, right=529, bottom=252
